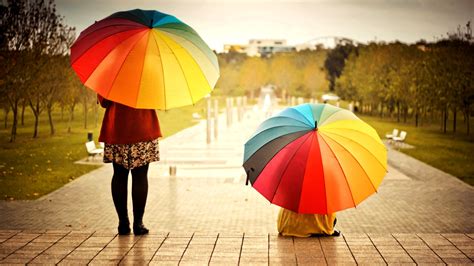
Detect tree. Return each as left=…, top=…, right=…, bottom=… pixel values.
left=0, top=0, right=75, bottom=140
left=303, top=62, right=328, bottom=98
left=0, top=1, right=33, bottom=142
left=59, top=67, right=82, bottom=133
left=324, top=42, right=356, bottom=91
left=239, top=57, right=269, bottom=99
left=269, top=54, right=301, bottom=97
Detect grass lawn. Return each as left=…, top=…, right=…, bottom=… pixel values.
left=0, top=97, right=211, bottom=200
left=360, top=115, right=474, bottom=186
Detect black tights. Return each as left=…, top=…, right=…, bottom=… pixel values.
left=111, top=163, right=149, bottom=225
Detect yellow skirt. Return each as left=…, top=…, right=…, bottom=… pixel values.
left=277, top=208, right=336, bottom=237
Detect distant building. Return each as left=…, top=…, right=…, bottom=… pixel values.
left=223, top=39, right=295, bottom=57
left=296, top=36, right=356, bottom=51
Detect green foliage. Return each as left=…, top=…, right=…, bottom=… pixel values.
left=336, top=39, right=474, bottom=134
left=215, top=49, right=329, bottom=99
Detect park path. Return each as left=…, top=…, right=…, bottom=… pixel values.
left=0, top=105, right=473, bottom=234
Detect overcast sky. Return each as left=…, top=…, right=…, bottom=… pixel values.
left=56, top=0, right=473, bottom=51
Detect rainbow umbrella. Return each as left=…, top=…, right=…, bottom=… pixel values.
left=70, top=9, right=219, bottom=109
left=243, top=103, right=387, bottom=214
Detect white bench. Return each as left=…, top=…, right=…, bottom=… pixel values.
left=393, top=131, right=407, bottom=145
left=385, top=129, right=399, bottom=140
left=85, top=141, right=104, bottom=161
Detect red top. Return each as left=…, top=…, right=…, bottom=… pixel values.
left=98, top=95, right=162, bottom=144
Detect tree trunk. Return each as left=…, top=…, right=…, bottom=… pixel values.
left=452, top=107, right=457, bottom=133
left=9, top=99, right=19, bottom=143
left=20, top=100, right=26, bottom=126
left=29, top=98, right=41, bottom=138
left=47, top=105, right=55, bottom=135
left=67, top=105, right=74, bottom=133
left=415, top=108, right=419, bottom=127
left=397, top=101, right=400, bottom=123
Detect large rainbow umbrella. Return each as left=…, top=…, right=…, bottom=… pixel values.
left=243, top=103, right=387, bottom=214
left=70, top=9, right=219, bottom=109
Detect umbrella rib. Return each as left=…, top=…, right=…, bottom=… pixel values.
left=320, top=127, right=385, bottom=149
left=269, top=132, right=313, bottom=205
left=321, top=131, right=387, bottom=172
left=117, top=9, right=149, bottom=26
left=154, top=31, right=195, bottom=105
left=320, top=121, right=379, bottom=139
left=159, top=29, right=219, bottom=72
left=73, top=24, right=145, bottom=50
left=103, top=31, right=148, bottom=99
left=133, top=32, right=150, bottom=107
left=74, top=28, right=146, bottom=75
left=320, top=133, right=379, bottom=194
left=248, top=125, right=309, bottom=141
left=150, top=30, right=167, bottom=110
left=296, top=133, right=317, bottom=213
left=137, top=9, right=151, bottom=25
left=158, top=24, right=199, bottom=38
left=291, top=107, right=315, bottom=127
left=260, top=116, right=310, bottom=128
left=319, top=110, right=360, bottom=127
left=294, top=104, right=315, bottom=126
left=159, top=30, right=215, bottom=94
left=318, top=134, right=358, bottom=209
left=244, top=131, right=309, bottom=183
left=275, top=111, right=314, bottom=127
left=244, top=127, right=311, bottom=162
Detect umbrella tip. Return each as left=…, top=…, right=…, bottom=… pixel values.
left=314, top=121, right=318, bottom=130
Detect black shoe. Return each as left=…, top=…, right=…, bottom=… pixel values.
left=331, top=230, right=341, bottom=237
left=118, top=222, right=131, bottom=235
left=133, top=223, right=149, bottom=235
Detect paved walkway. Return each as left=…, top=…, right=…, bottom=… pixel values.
left=0, top=106, right=473, bottom=235
left=0, top=230, right=473, bottom=265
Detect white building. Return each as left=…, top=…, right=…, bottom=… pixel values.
left=223, top=39, right=294, bottom=57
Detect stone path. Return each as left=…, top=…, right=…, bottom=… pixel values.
left=0, top=230, right=473, bottom=265
left=0, top=106, right=473, bottom=235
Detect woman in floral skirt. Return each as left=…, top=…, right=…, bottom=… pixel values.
left=98, top=95, right=162, bottom=235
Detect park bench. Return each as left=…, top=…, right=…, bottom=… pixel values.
left=385, top=128, right=399, bottom=140
left=85, top=141, right=104, bottom=161
left=393, top=131, right=407, bottom=145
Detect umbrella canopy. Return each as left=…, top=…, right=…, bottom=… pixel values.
left=70, top=9, right=219, bottom=109
left=243, top=103, right=387, bottom=214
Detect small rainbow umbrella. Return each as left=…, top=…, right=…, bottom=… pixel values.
left=70, top=9, right=219, bottom=109
left=243, top=103, right=387, bottom=214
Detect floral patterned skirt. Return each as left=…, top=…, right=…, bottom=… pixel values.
left=103, top=138, right=160, bottom=170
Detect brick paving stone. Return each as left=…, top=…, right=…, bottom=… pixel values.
left=1, top=231, right=472, bottom=265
